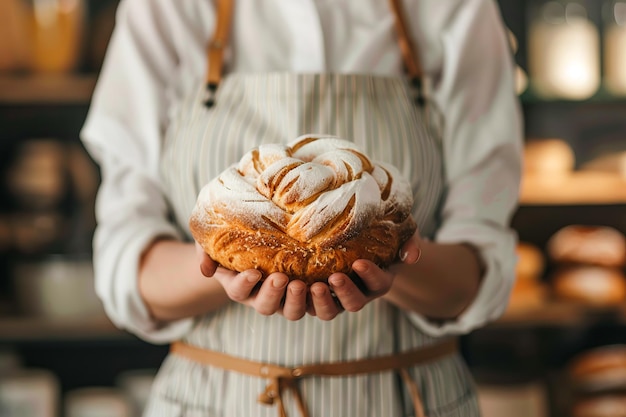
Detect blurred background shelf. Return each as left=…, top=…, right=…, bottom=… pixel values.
left=0, top=316, right=130, bottom=343
left=520, top=173, right=626, bottom=205
left=493, top=302, right=626, bottom=328
left=0, top=74, right=97, bottom=105
left=520, top=85, right=626, bottom=105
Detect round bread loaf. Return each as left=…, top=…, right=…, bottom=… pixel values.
left=523, top=138, right=575, bottom=177
left=569, top=345, right=626, bottom=395
left=547, top=225, right=626, bottom=267
left=516, top=242, right=545, bottom=281
left=572, top=396, right=626, bottom=417
left=506, top=279, right=548, bottom=313
left=552, top=266, right=626, bottom=306
left=189, top=135, right=417, bottom=284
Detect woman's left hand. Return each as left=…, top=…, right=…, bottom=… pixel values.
left=308, top=231, right=422, bottom=320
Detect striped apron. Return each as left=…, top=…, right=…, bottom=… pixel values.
left=146, top=1, right=481, bottom=416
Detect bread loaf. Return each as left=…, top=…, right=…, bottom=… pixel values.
left=547, top=225, right=626, bottom=267
left=552, top=266, right=626, bottom=306
left=571, top=396, right=626, bottom=417
left=516, top=242, right=545, bottom=281
left=190, top=135, right=417, bottom=284
left=523, top=138, right=575, bottom=177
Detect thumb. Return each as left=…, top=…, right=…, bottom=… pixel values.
left=195, top=241, right=218, bottom=277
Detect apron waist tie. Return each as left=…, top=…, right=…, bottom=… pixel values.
left=170, top=338, right=459, bottom=417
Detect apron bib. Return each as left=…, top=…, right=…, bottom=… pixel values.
left=155, top=72, right=480, bottom=417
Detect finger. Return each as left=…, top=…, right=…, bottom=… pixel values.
left=222, top=269, right=262, bottom=302
left=351, top=260, right=393, bottom=297
left=310, top=282, right=341, bottom=321
left=254, top=273, right=289, bottom=316
left=398, top=231, right=422, bottom=265
left=282, top=280, right=307, bottom=321
left=305, top=291, right=317, bottom=317
left=328, top=274, right=367, bottom=312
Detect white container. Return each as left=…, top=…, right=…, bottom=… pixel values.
left=604, top=1, right=626, bottom=95
left=477, top=382, right=549, bottom=417
left=528, top=1, right=600, bottom=100
left=12, top=255, right=105, bottom=319
left=115, top=369, right=157, bottom=416
left=64, top=388, right=133, bottom=417
left=0, top=369, right=60, bottom=417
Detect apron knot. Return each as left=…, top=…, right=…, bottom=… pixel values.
left=258, top=379, right=280, bottom=405
left=258, top=377, right=310, bottom=417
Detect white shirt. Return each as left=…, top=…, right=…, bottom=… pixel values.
left=81, top=0, right=523, bottom=343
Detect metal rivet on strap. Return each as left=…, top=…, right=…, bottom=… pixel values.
left=291, top=368, right=303, bottom=377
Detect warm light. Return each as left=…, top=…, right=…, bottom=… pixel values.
left=528, top=3, right=600, bottom=100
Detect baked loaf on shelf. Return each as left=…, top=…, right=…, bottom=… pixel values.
left=190, top=135, right=417, bottom=284
left=551, top=266, right=626, bottom=306
left=506, top=242, right=548, bottom=312
left=547, top=225, right=626, bottom=268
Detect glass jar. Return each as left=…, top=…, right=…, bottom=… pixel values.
left=527, top=0, right=601, bottom=100
left=28, top=0, right=87, bottom=73
left=603, top=0, right=626, bottom=95
left=0, top=0, right=32, bottom=71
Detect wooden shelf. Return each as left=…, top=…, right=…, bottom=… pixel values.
left=0, top=74, right=97, bottom=104
left=492, top=302, right=626, bottom=328
left=520, top=84, right=626, bottom=105
left=520, top=172, right=626, bottom=206
left=0, top=315, right=132, bottom=342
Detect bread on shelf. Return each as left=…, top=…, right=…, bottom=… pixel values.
left=506, top=242, right=548, bottom=313
left=569, top=344, right=626, bottom=394
left=551, top=266, right=626, bottom=306
left=523, top=138, right=576, bottom=178
left=547, top=225, right=626, bottom=268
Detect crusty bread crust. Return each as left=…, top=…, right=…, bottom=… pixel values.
left=190, top=213, right=416, bottom=283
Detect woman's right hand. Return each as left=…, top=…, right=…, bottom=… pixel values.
left=196, top=242, right=309, bottom=321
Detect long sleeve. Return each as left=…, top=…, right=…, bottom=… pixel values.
left=407, top=0, right=524, bottom=336
left=80, top=0, right=212, bottom=343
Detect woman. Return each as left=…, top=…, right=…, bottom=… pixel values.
left=81, top=0, right=523, bottom=415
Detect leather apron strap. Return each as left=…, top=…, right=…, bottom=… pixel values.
left=203, top=0, right=426, bottom=106
left=204, top=0, right=235, bottom=106
left=171, top=338, right=458, bottom=417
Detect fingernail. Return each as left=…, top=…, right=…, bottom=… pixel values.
left=415, top=247, right=422, bottom=263
left=200, top=265, right=211, bottom=277
left=399, top=248, right=421, bottom=264
left=246, top=271, right=262, bottom=283
left=272, top=276, right=288, bottom=288
left=290, top=286, right=305, bottom=296
left=352, top=262, right=368, bottom=274
left=311, top=285, right=326, bottom=297
left=330, top=277, right=345, bottom=288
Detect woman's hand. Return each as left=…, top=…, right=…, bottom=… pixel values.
left=309, top=231, right=423, bottom=321
left=197, top=242, right=309, bottom=320
left=214, top=269, right=310, bottom=321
